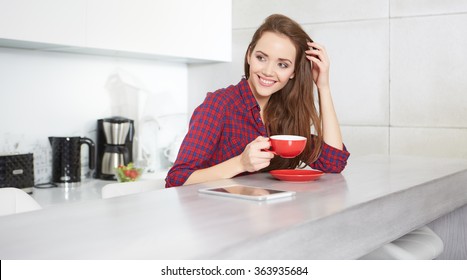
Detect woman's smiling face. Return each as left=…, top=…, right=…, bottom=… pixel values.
left=247, top=31, right=296, bottom=105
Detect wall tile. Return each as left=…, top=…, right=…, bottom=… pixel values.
left=341, top=126, right=389, bottom=157
left=391, top=0, right=467, bottom=17
left=306, top=20, right=390, bottom=125
left=390, top=127, right=467, bottom=158
left=390, top=14, right=467, bottom=127
left=233, top=0, right=389, bottom=29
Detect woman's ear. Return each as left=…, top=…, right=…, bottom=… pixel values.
left=290, top=73, right=295, bottom=79
left=247, top=49, right=251, bottom=65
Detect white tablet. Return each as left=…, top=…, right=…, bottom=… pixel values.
left=198, top=185, right=295, bottom=201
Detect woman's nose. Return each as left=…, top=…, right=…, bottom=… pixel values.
left=262, top=62, right=274, bottom=76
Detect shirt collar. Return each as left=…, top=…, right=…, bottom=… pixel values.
left=238, top=77, right=259, bottom=111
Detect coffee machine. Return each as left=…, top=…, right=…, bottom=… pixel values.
left=96, top=117, right=134, bottom=180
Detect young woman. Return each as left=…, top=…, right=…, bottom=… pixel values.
left=165, top=14, right=349, bottom=187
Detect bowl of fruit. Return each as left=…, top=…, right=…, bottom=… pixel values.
left=115, top=162, right=143, bottom=182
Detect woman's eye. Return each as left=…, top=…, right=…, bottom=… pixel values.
left=256, top=55, right=265, bottom=61
left=278, top=62, right=289, bottom=69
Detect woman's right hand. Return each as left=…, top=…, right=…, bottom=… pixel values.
left=239, top=136, right=274, bottom=172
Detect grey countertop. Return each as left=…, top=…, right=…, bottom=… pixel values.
left=30, top=170, right=168, bottom=207
left=1, top=155, right=466, bottom=259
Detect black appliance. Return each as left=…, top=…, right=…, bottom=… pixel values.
left=95, top=117, right=134, bottom=180
left=49, top=137, right=95, bottom=185
left=0, top=153, right=35, bottom=194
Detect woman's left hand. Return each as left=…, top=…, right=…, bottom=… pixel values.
left=306, top=41, right=330, bottom=90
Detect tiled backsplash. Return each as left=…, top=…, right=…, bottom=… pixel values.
left=21, top=139, right=52, bottom=184
left=0, top=47, right=188, bottom=184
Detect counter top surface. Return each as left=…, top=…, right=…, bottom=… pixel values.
left=1, top=155, right=467, bottom=259
left=30, top=170, right=168, bottom=207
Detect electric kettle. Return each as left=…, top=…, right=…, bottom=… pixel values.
left=49, top=136, right=95, bottom=184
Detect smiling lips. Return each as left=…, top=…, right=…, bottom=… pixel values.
left=258, top=76, right=276, bottom=87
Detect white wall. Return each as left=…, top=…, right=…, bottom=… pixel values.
left=0, top=47, right=188, bottom=183
left=188, top=0, right=467, bottom=160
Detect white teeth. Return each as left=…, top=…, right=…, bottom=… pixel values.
left=260, top=77, right=274, bottom=85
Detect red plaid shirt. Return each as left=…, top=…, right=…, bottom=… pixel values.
left=165, top=78, right=350, bottom=187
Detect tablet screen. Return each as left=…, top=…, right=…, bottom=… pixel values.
left=199, top=185, right=295, bottom=201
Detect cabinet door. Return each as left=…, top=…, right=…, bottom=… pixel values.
left=86, top=0, right=231, bottom=62
left=85, top=0, right=120, bottom=52
left=149, top=0, right=231, bottom=62
left=0, top=0, right=86, bottom=46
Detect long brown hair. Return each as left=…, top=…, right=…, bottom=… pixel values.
left=244, top=14, right=323, bottom=170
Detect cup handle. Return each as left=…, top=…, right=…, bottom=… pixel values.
left=263, top=149, right=277, bottom=155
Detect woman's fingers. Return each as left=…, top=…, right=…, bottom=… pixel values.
left=306, top=42, right=329, bottom=64
left=241, top=136, right=274, bottom=172
left=307, top=41, right=325, bottom=52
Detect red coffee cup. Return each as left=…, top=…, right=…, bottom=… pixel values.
left=268, top=135, right=307, bottom=158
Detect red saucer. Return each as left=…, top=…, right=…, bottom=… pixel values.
left=270, top=169, right=324, bottom=182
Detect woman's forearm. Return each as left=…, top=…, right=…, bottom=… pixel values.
left=183, top=155, right=244, bottom=185
left=318, top=86, right=343, bottom=150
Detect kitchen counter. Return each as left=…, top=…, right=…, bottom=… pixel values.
left=1, top=155, right=466, bottom=259
left=31, top=170, right=169, bottom=207
left=31, top=179, right=108, bottom=207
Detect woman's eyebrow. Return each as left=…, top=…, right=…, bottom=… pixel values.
left=255, top=50, right=293, bottom=64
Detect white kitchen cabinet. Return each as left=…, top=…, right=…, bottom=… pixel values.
left=86, top=0, right=231, bottom=62
left=0, top=0, right=231, bottom=62
left=0, top=0, right=86, bottom=47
